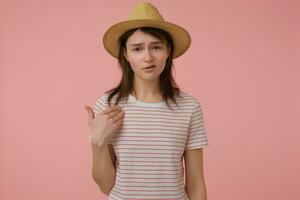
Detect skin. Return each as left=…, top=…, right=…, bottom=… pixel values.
left=85, top=29, right=207, bottom=199
left=123, top=29, right=207, bottom=199
left=184, top=149, right=207, bottom=200
left=123, top=29, right=170, bottom=102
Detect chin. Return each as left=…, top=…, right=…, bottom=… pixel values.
left=141, top=74, right=160, bottom=81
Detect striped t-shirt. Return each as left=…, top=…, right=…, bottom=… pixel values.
left=92, top=90, right=209, bottom=200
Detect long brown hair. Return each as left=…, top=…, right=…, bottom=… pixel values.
left=105, top=27, right=182, bottom=109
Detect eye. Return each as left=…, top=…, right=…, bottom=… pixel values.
left=153, top=46, right=162, bottom=50
left=132, top=47, right=141, bottom=52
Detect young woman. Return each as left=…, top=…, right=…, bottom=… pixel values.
left=85, top=2, right=209, bottom=200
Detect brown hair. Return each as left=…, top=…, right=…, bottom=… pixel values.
left=105, top=27, right=181, bottom=109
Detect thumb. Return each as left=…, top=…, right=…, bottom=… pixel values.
left=84, top=105, right=95, bottom=120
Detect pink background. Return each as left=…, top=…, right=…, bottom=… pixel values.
left=1, top=0, right=299, bottom=199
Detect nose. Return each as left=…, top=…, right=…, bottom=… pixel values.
left=144, top=48, right=154, bottom=63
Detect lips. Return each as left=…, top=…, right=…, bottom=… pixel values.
left=143, top=65, right=155, bottom=69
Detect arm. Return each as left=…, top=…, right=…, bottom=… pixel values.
left=184, top=148, right=207, bottom=200
left=86, top=97, right=121, bottom=196
left=91, top=141, right=116, bottom=196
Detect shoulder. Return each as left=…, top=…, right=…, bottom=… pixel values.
left=93, top=92, right=109, bottom=106
left=177, top=90, right=205, bottom=116
left=92, top=92, right=113, bottom=115
left=93, top=91, right=127, bottom=114
left=178, top=90, right=201, bottom=106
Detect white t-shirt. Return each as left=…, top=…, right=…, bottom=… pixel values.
left=92, top=90, right=209, bottom=200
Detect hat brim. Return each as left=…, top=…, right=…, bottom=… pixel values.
left=102, top=19, right=191, bottom=59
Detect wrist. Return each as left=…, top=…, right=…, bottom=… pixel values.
left=89, top=131, right=107, bottom=147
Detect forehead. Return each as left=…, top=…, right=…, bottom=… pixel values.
left=126, top=30, right=164, bottom=46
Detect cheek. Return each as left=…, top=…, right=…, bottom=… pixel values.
left=127, top=58, right=141, bottom=71
left=126, top=53, right=140, bottom=63
left=158, top=55, right=168, bottom=67
left=157, top=52, right=169, bottom=62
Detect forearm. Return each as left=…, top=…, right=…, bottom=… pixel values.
left=91, top=141, right=116, bottom=195
left=186, top=181, right=207, bottom=200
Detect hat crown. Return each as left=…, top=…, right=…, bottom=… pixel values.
left=128, top=2, right=164, bottom=21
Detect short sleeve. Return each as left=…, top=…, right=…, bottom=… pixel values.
left=89, top=94, right=113, bottom=145
left=92, top=95, right=107, bottom=117
left=185, top=99, right=209, bottom=150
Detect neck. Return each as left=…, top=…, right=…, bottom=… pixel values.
left=132, top=76, right=162, bottom=101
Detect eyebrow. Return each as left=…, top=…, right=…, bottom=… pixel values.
left=128, top=41, right=164, bottom=47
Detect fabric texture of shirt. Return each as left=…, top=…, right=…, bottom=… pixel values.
left=92, top=90, right=209, bottom=200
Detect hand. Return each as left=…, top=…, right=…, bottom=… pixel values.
left=85, top=105, right=125, bottom=146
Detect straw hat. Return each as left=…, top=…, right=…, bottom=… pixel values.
left=102, top=2, right=191, bottom=59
